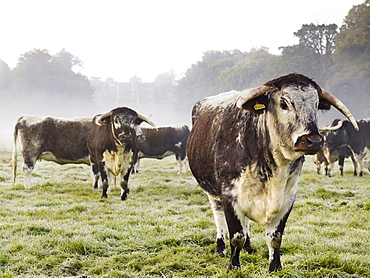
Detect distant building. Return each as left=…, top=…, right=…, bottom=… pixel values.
left=90, top=75, right=176, bottom=111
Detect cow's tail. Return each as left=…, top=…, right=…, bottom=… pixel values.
left=12, top=119, right=20, bottom=184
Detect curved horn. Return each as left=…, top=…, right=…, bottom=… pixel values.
left=319, top=120, right=343, bottom=131
left=320, top=89, right=359, bottom=131
left=94, top=111, right=112, bottom=126
left=236, top=85, right=274, bottom=108
left=138, top=114, right=156, bottom=128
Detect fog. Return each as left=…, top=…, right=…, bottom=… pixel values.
left=0, top=94, right=192, bottom=137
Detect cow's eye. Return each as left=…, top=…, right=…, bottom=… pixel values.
left=280, top=99, right=289, bottom=110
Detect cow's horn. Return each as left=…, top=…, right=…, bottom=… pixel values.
left=95, top=111, right=112, bottom=126
left=236, top=85, right=274, bottom=108
left=138, top=114, right=156, bottom=128
left=319, top=120, right=343, bottom=131
left=320, top=89, right=359, bottom=131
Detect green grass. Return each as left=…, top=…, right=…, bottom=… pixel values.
left=0, top=136, right=369, bottom=277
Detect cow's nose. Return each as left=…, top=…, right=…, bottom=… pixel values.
left=118, top=133, right=132, bottom=141
left=295, top=134, right=323, bottom=155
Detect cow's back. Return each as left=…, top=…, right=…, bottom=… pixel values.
left=43, top=119, right=93, bottom=163
left=139, top=125, right=189, bottom=157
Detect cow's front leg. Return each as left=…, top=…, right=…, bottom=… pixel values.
left=100, top=163, right=109, bottom=198
left=91, top=163, right=101, bottom=189
left=266, top=204, right=293, bottom=272
left=222, top=199, right=246, bottom=269
left=120, top=170, right=131, bottom=201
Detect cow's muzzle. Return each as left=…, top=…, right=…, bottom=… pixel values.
left=118, top=133, right=132, bottom=143
left=294, top=134, right=323, bottom=155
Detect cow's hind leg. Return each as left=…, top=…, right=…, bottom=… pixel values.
left=22, top=157, right=36, bottom=189
left=23, top=164, right=34, bottom=189
left=207, top=193, right=227, bottom=257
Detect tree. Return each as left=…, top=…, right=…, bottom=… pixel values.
left=270, top=24, right=338, bottom=84
left=294, top=23, right=338, bottom=57
left=10, top=48, right=94, bottom=116
left=325, top=0, right=370, bottom=119
left=218, top=48, right=272, bottom=91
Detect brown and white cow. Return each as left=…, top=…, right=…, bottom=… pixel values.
left=13, top=115, right=93, bottom=189
left=87, top=107, right=155, bottom=200
left=133, top=125, right=190, bottom=173
left=186, top=73, right=358, bottom=272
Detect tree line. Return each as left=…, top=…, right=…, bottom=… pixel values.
left=0, top=1, right=368, bottom=130
left=175, top=1, right=370, bottom=122
left=0, top=49, right=94, bottom=118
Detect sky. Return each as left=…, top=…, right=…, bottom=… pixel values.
left=0, top=0, right=365, bottom=83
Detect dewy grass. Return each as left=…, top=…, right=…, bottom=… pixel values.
left=0, top=136, right=369, bottom=277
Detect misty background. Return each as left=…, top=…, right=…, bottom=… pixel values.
left=0, top=1, right=369, bottom=135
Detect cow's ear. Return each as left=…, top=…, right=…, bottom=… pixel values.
left=240, top=95, right=268, bottom=115
left=94, top=114, right=111, bottom=126
left=318, top=97, right=331, bottom=110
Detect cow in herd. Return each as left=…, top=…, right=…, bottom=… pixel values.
left=320, top=118, right=369, bottom=176
left=12, top=115, right=93, bottom=189
left=12, top=107, right=155, bottom=200
left=11, top=73, right=365, bottom=272
left=314, top=119, right=356, bottom=177
left=87, top=107, right=155, bottom=200
left=133, top=125, right=190, bottom=174
left=186, top=73, right=358, bottom=272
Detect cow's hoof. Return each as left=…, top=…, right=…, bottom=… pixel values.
left=121, top=193, right=127, bottom=201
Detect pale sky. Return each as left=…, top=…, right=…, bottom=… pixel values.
left=0, top=0, right=364, bottom=82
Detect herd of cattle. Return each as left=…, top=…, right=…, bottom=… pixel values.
left=10, top=73, right=369, bottom=272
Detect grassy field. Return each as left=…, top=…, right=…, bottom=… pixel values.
left=0, top=135, right=369, bottom=278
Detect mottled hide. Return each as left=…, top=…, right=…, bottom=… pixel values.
left=186, top=73, right=357, bottom=272
left=12, top=115, right=93, bottom=188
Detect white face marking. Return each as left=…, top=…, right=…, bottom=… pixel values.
left=266, top=85, right=320, bottom=162
left=134, top=125, right=143, bottom=137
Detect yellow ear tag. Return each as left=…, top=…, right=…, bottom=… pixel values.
left=254, top=103, right=265, bottom=110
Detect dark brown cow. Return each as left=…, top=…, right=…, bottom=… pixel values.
left=133, top=125, right=190, bottom=173
left=321, top=118, right=369, bottom=176
left=313, top=120, right=357, bottom=177
left=13, top=115, right=93, bottom=188
left=87, top=107, right=155, bottom=200
left=186, top=73, right=358, bottom=272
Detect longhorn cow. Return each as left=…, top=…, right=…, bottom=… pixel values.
left=186, top=73, right=358, bottom=272
left=87, top=107, right=155, bottom=200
